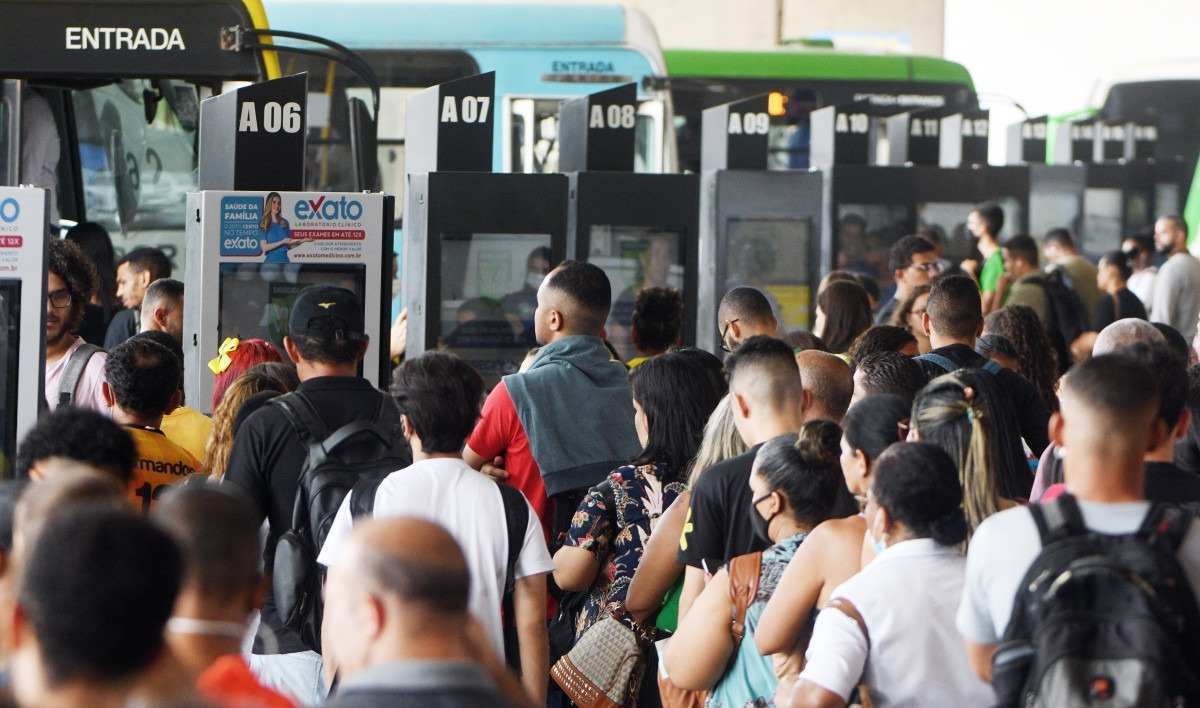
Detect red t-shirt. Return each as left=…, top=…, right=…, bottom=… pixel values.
left=467, top=380, right=549, bottom=534
left=197, top=654, right=295, bottom=708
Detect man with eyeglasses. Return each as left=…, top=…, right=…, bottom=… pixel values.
left=876, top=235, right=939, bottom=325
left=717, top=286, right=780, bottom=353
left=43, top=240, right=108, bottom=412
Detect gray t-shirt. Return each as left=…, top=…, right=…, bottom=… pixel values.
left=1150, top=252, right=1200, bottom=341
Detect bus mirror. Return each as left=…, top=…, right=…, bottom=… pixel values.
left=347, top=96, right=378, bottom=191
left=162, top=82, right=200, bottom=133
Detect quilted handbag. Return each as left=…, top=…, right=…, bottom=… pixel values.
left=550, top=607, right=651, bottom=708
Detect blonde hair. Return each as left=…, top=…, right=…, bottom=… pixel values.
left=687, top=394, right=748, bottom=487
left=203, top=368, right=294, bottom=479
left=911, top=371, right=1005, bottom=541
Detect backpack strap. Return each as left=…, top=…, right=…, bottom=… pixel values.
left=57, top=343, right=103, bottom=407
left=981, top=359, right=1003, bottom=376
left=497, top=482, right=530, bottom=671
left=915, top=352, right=957, bottom=374
left=271, top=391, right=328, bottom=444
left=349, top=476, right=385, bottom=520
left=728, top=552, right=763, bottom=646
left=1137, top=503, right=1194, bottom=553
left=1029, top=493, right=1087, bottom=546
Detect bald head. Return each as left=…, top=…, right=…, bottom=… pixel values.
left=1093, top=318, right=1165, bottom=356
left=795, top=350, right=853, bottom=422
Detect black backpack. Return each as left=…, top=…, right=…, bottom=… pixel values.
left=992, top=494, right=1200, bottom=707
left=270, top=391, right=411, bottom=653
left=1036, top=269, right=1089, bottom=370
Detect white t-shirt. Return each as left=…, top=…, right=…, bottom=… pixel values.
left=44, top=336, right=108, bottom=412
left=798, top=539, right=994, bottom=707
left=957, top=500, right=1200, bottom=644
left=318, top=457, right=554, bottom=654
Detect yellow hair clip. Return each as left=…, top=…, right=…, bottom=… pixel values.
left=208, top=337, right=241, bottom=375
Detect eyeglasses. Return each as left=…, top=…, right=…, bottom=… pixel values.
left=910, top=261, right=941, bottom=273
left=719, top=318, right=740, bottom=353
left=47, top=289, right=72, bottom=309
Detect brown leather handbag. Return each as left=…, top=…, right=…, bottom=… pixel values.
left=660, top=552, right=762, bottom=708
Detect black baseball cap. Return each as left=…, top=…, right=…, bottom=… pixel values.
left=288, top=285, right=365, bottom=341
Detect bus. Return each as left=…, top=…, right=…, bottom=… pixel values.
left=659, top=48, right=979, bottom=173
left=260, top=1, right=677, bottom=199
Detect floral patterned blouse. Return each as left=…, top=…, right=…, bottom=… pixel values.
left=563, top=462, right=687, bottom=639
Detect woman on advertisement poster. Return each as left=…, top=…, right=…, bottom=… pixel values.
left=259, top=192, right=300, bottom=263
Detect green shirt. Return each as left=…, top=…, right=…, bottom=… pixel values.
left=979, top=250, right=1004, bottom=293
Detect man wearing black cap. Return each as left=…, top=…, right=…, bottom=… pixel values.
left=223, top=285, right=404, bottom=705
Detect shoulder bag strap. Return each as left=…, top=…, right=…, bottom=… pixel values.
left=728, top=552, right=762, bottom=646
left=58, top=343, right=103, bottom=407
left=915, top=352, right=956, bottom=374
left=497, top=481, right=530, bottom=671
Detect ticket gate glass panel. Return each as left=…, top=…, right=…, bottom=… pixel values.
left=1157, top=183, right=1181, bottom=221
left=587, top=226, right=684, bottom=361
left=217, top=263, right=367, bottom=354
left=0, top=280, right=19, bottom=474
left=1084, top=188, right=1123, bottom=257
left=438, top=232, right=552, bottom=381
left=726, top=218, right=815, bottom=331
left=916, top=202, right=973, bottom=263
left=835, top=203, right=910, bottom=286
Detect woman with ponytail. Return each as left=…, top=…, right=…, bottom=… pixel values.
left=666, top=420, right=843, bottom=706
left=911, top=369, right=1025, bottom=537
left=782, top=443, right=993, bottom=707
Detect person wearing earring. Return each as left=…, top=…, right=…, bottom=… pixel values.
left=154, top=485, right=295, bottom=708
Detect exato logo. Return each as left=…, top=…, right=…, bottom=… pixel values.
left=293, top=195, right=364, bottom=221
left=0, top=197, right=20, bottom=224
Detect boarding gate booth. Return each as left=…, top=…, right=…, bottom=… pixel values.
left=402, top=73, right=569, bottom=388
left=184, top=75, right=394, bottom=413
left=559, top=83, right=700, bottom=359
left=0, top=187, right=48, bottom=477
left=696, top=94, right=826, bottom=352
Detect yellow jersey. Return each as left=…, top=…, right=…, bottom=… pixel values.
left=161, top=405, right=214, bottom=464
left=126, top=426, right=205, bottom=512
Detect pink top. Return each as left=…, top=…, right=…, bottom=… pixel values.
left=44, top=336, right=109, bottom=412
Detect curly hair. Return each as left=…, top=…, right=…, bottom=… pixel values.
left=984, top=305, right=1060, bottom=411
left=47, top=239, right=99, bottom=332
left=203, top=363, right=298, bottom=478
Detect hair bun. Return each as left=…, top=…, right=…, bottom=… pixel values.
left=929, top=507, right=969, bottom=547
left=795, top=419, right=841, bottom=467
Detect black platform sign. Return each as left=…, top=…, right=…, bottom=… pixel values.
left=558, top=83, right=637, bottom=172
left=198, top=73, right=307, bottom=191
left=810, top=104, right=873, bottom=168
left=1100, top=121, right=1128, bottom=162
left=405, top=72, right=495, bottom=175
left=1068, top=120, right=1098, bottom=163
left=942, top=109, right=990, bottom=166
left=0, top=0, right=260, bottom=80
left=1133, top=123, right=1158, bottom=161
left=904, top=111, right=942, bottom=165
left=1007, top=116, right=1048, bottom=164
left=701, top=95, right=770, bottom=171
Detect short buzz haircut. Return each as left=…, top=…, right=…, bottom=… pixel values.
left=1162, top=215, right=1189, bottom=239
left=926, top=275, right=983, bottom=340
left=545, top=260, right=612, bottom=333
left=359, top=545, right=470, bottom=615
left=104, top=337, right=181, bottom=418
left=390, top=352, right=484, bottom=454
left=972, top=202, right=1004, bottom=237
left=856, top=350, right=927, bottom=401
left=726, top=336, right=804, bottom=412
left=1062, top=353, right=1159, bottom=422
left=848, top=325, right=918, bottom=368
left=15, top=407, right=136, bottom=485
left=796, top=350, right=854, bottom=421
left=719, top=286, right=776, bottom=326
left=1003, top=234, right=1040, bottom=268
left=888, top=235, right=937, bottom=273
left=47, top=239, right=98, bottom=332
left=1044, top=228, right=1076, bottom=250
left=1115, top=341, right=1188, bottom=429
left=153, top=485, right=261, bottom=604
left=116, top=247, right=172, bottom=282
left=142, top=278, right=184, bottom=312
left=632, top=287, right=684, bottom=353
left=20, top=508, right=182, bottom=685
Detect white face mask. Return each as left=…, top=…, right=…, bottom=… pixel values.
left=526, top=271, right=545, bottom=290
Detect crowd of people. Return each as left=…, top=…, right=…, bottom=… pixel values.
left=8, top=207, right=1200, bottom=707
